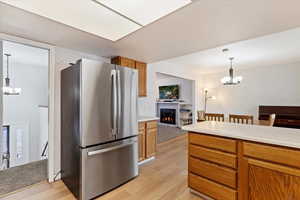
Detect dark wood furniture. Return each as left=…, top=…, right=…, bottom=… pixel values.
left=259, top=106, right=300, bottom=128
left=205, top=113, right=225, bottom=122
left=229, top=114, right=254, bottom=125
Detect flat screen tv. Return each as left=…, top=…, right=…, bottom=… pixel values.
left=159, top=85, right=179, bottom=100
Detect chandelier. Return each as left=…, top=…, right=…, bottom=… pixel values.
left=221, top=57, right=242, bottom=85
left=3, top=53, right=22, bottom=95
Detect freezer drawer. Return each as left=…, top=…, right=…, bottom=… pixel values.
left=80, top=137, right=138, bottom=200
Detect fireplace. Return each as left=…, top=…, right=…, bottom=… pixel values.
left=160, top=109, right=176, bottom=125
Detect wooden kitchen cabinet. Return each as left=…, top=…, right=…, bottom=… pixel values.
left=138, top=122, right=146, bottom=161
left=138, top=132, right=146, bottom=161
left=188, top=132, right=300, bottom=200
left=240, top=142, right=300, bottom=200
left=111, top=56, right=147, bottom=97
left=135, top=61, right=147, bottom=97
left=111, top=56, right=135, bottom=68
left=146, top=128, right=157, bottom=158
left=138, top=121, right=157, bottom=162
left=188, top=133, right=237, bottom=200
left=246, top=158, right=300, bottom=200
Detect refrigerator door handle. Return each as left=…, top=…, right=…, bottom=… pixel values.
left=117, top=70, right=122, bottom=135
left=87, top=141, right=136, bottom=156
left=111, top=70, right=117, bottom=136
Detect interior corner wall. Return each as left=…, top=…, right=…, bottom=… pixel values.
left=138, top=60, right=203, bottom=122
left=200, top=62, right=300, bottom=119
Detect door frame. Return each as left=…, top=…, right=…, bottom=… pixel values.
left=0, top=33, right=56, bottom=182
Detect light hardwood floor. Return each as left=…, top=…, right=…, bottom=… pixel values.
left=0, top=134, right=202, bottom=200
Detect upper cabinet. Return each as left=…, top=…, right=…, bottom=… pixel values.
left=111, top=56, right=147, bottom=97
left=135, top=61, right=147, bottom=97
left=111, top=56, right=135, bottom=68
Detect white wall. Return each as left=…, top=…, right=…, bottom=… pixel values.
left=138, top=60, right=203, bottom=121
left=156, top=73, right=193, bottom=104
left=53, top=47, right=109, bottom=176
left=200, top=62, right=300, bottom=119
left=3, top=62, right=48, bottom=163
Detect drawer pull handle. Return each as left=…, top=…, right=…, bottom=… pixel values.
left=88, top=141, right=136, bottom=156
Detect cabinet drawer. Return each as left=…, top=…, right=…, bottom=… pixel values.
left=189, top=144, right=237, bottom=169
left=138, top=122, right=145, bottom=131
left=146, top=121, right=157, bottom=129
left=189, top=157, right=237, bottom=188
left=243, top=142, right=300, bottom=168
left=189, top=133, right=237, bottom=154
left=189, top=173, right=237, bottom=200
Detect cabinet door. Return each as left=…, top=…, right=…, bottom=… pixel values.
left=135, top=61, right=147, bottom=97
left=246, top=158, right=300, bottom=200
left=146, top=128, right=157, bottom=158
left=111, top=56, right=135, bottom=68
left=138, top=131, right=146, bottom=161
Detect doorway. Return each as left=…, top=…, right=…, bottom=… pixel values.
left=0, top=41, right=49, bottom=195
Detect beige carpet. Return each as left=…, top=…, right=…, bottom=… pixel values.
left=157, top=125, right=187, bottom=143
left=0, top=160, right=47, bottom=196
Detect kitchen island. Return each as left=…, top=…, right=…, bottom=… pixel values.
left=182, top=121, right=300, bottom=200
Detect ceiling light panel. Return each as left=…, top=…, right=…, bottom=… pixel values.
left=94, top=0, right=192, bottom=26
left=1, top=0, right=141, bottom=41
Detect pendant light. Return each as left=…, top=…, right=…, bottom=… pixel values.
left=3, top=53, right=22, bottom=95
left=220, top=49, right=242, bottom=85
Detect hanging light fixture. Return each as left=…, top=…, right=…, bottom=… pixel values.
left=3, top=53, right=22, bottom=95
left=220, top=49, right=242, bottom=85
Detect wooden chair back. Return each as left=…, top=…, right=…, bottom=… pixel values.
left=229, top=114, right=254, bottom=124
left=205, top=113, right=225, bottom=122
left=269, top=113, right=276, bottom=126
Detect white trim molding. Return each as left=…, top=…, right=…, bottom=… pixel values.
left=0, top=33, right=56, bottom=182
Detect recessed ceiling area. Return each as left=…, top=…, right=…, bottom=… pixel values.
left=2, top=0, right=300, bottom=62
left=0, top=0, right=191, bottom=41
left=94, top=0, right=191, bottom=26
left=0, top=0, right=141, bottom=41
left=165, top=28, right=300, bottom=74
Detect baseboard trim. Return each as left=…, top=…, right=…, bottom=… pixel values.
left=190, top=189, right=214, bottom=200
left=138, top=157, right=155, bottom=165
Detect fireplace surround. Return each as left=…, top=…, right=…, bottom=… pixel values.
left=160, top=109, right=176, bottom=125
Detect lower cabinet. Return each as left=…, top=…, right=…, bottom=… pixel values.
left=146, top=128, right=157, bottom=158
left=188, top=133, right=237, bottom=200
left=246, top=159, right=300, bottom=200
left=138, top=131, right=146, bottom=161
left=138, top=121, right=157, bottom=162
left=188, top=132, right=300, bottom=200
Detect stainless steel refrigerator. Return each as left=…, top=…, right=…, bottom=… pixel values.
left=61, top=58, right=138, bottom=200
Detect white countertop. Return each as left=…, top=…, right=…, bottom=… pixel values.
left=182, top=121, right=300, bottom=149
left=138, top=116, right=159, bottom=122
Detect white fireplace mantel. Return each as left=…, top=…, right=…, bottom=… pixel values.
left=156, top=102, right=192, bottom=127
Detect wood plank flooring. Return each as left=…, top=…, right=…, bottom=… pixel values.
left=0, top=134, right=203, bottom=200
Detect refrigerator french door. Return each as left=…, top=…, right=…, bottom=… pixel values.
left=61, top=59, right=138, bottom=200
left=79, top=60, right=138, bottom=147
